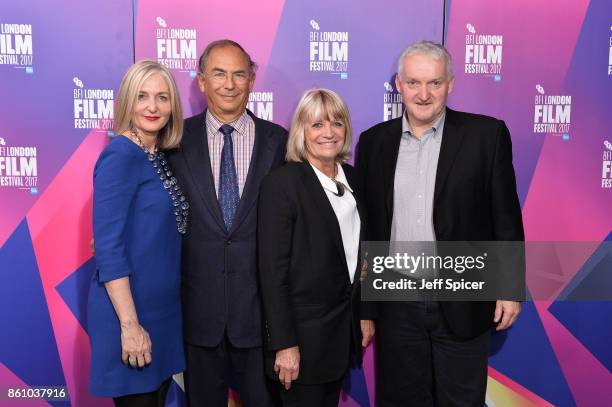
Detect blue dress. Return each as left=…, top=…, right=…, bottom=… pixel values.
left=88, top=135, right=185, bottom=397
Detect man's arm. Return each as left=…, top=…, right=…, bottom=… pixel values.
left=490, top=121, right=525, bottom=330
left=355, top=130, right=380, bottom=321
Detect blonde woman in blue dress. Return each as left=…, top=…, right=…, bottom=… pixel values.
left=88, top=60, right=187, bottom=407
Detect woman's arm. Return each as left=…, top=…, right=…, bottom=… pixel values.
left=105, top=277, right=152, bottom=367
left=257, top=173, right=299, bottom=388
left=93, top=142, right=151, bottom=367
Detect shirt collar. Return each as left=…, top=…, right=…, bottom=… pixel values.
left=402, top=109, right=446, bottom=142
left=310, top=162, right=354, bottom=195
left=206, top=109, right=249, bottom=136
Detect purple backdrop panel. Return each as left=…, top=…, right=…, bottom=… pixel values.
left=135, top=0, right=444, bottom=154
left=134, top=0, right=286, bottom=117
left=0, top=0, right=133, bottom=247
left=446, top=1, right=612, bottom=406
left=445, top=0, right=590, bottom=204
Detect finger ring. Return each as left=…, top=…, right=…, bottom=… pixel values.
left=128, top=356, right=136, bottom=365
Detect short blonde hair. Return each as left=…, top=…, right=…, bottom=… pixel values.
left=286, top=88, right=353, bottom=163
left=114, top=60, right=183, bottom=149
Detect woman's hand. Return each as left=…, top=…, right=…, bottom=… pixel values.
left=275, top=346, right=300, bottom=390
left=120, top=321, right=152, bottom=368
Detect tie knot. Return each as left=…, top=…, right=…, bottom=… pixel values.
left=219, top=124, right=235, bottom=137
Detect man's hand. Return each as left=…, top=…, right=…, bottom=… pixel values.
left=494, top=300, right=521, bottom=331
left=361, top=319, right=375, bottom=348
left=275, top=346, right=300, bottom=390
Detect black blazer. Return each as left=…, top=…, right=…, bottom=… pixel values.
left=356, top=108, right=524, bottom=338
left=167, top=110, right=287, bottom=347
left=258, top=161, right=363, bottom=384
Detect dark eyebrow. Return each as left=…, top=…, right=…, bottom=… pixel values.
left=210, top=67, right=247, bottom=74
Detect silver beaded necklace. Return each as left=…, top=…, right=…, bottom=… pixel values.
left=131, top=131, right=189, bottom=234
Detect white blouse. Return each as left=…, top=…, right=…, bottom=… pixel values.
left=310, top=163, right=361, bottom=283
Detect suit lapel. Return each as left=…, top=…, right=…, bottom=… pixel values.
left=382, top=119, right=403, bottom=223
left=183, top=112, right=226, bottom=232
left=299, top=162, right=348, bottom=274
left=434, top=108, right=465, bottom=205
left=229, top=114, right=275, bottom=234
left=344, top=165, right=364, bottom=287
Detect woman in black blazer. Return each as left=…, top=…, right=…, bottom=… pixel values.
left=258, top=88, right=375, bottom=406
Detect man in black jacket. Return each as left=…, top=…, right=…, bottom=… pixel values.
left=168, top=39, right=286, bottom=406
left=356, top=40, right=524, bottom=406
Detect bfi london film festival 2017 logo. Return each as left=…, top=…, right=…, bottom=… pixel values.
left=0, top=136, right=38, bottom=194
left=382, top=81, right=403, bottom=121
left=308, top=19, right=349, bottom=79
left=533, top=84, right=572, bottom=140
left=155, top=17, right=198, bottom=77
left=602, top=141, right=612, bottom=189
left=464, top=23, right=503, bottom=82
left=73, top=77, right=114, bottom=135
left=0, top=22, right=33, bottom=73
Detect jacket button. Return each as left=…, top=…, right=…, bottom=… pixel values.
left=226, top=239, right=232, bottom=245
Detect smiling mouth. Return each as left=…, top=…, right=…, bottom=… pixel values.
left=144, top=116, right=160, bottom=121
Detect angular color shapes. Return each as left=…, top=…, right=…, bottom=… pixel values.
left=341, top=366, right=370, bottom=407
left=28, top=131, right=109, bottom=407
left=488, top=301, right=575, bottom=406
left=0, top=220, right=66, bottom=391
left=164, top=379, right=187, bottom=407
left=0, top=362, right=50, bottom=407
left=487, top=367, right=554, bottom=407
left=549, top=232, right=612, bottom=371
left=56, top=257, right=98, bottom=334
left=549, top=301, right=612, bottom=373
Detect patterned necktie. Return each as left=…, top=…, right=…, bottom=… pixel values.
left=218, top=124, right=239, bottom=231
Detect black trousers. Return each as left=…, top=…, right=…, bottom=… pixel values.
left=184, top=335, right=280, bottom=407
left=279, top=378, right=343, bottom=407
left=113, top=377, right=171, bottom=407
left=376, top=302, right=490, bottom=407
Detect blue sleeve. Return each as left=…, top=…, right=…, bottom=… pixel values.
left=93, top=141, right=141, bottom=282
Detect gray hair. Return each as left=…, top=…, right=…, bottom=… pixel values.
left=198, top=39, right=257, bottom=75
left=397, top=40, right=453, bottom=80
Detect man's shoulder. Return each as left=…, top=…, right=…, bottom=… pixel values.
left=361, top=117, right=402, bottom=136
left=250, top=113, right=288, bottom=140
left=447, top=108, right=504, bottom=130
left=359, top=117, right=402, bottom=146
left=182, top=112, right=206, bottom=139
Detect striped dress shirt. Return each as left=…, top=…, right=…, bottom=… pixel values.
left=206, top=110, right=255, bottom=197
